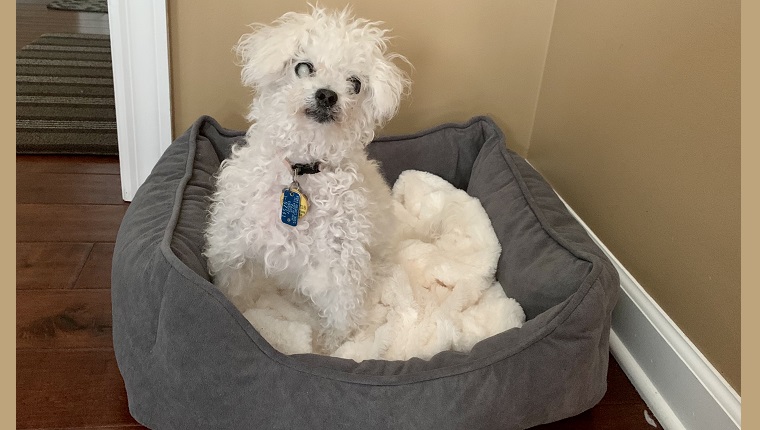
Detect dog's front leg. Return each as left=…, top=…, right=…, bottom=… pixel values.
left=297, top=250, right=370, bottom=353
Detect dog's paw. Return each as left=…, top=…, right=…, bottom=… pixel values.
left=315, top=325, right=356, bottom=354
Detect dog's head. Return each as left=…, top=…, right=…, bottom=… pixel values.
left=235, top=6, right=410, bottom=160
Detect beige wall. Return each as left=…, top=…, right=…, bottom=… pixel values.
left=167, top=0, right=741, bottom=391
left=167, top=0, right=556, bottom=156
left=528, top=0, right=741, bottom=391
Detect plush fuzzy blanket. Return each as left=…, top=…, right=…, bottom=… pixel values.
left=230, top=170, right=525, bottom=361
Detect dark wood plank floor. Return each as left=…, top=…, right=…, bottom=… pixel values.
left=16, top=155, right=140, bottom=429
left=15, top=154, right=662, bottom=429
left=16, top=0, right=109, bottom=52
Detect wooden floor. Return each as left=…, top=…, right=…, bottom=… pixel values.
left=16, top=155, right=139, bottom=429
left=15, top=1, right=660, bottom=429
left=16, top=0, right=110, bottom=52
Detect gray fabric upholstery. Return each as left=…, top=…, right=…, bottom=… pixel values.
left=112, top=116, right=619, bottom=429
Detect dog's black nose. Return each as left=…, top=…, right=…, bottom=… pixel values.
left=315, top=88, right=338, bottom=108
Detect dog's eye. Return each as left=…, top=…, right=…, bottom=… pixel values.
left=348, top=76, right=362, bottom=94
left=295, top=62, right=315, bottom=78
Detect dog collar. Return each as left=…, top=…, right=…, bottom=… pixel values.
left=290, top=162, right=321, bottom=176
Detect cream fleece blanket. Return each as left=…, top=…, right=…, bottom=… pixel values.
left=229, top=170, right=525, bottom=361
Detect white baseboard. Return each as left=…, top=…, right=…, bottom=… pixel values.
left=556, top=195, right=741, bottom=429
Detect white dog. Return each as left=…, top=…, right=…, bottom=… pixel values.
left=204, top=7, right=410, bottom=352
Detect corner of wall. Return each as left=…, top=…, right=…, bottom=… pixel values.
left=524, top=0, right=558, bottom=161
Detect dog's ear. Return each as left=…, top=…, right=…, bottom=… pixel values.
left=235, top=14, right=308, bottom=90
left=368, top=55, right=411, bottom=126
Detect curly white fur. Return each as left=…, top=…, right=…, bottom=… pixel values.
left=204, top=6, right=410, bottom=352
left=230, top=171, right=526, bottom=361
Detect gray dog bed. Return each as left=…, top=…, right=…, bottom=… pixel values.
left=112, top=116, right=619, bottom=429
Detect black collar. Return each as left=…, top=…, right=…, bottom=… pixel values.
left=291, top=162, right=321, bottom=176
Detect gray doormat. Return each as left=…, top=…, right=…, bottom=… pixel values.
left=16, top=33, right=118, bottom=156
left=47, top=0, right=108, bottom=13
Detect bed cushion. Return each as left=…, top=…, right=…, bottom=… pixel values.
left=112, top=116, right=619, bottom=429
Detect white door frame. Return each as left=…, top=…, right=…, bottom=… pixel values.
left=107, top=0, right=172, bottom=202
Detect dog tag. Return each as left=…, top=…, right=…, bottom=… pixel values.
left=280, top=188, right=309, bottom=226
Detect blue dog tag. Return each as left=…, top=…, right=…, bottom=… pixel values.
left=280, top=188, right=301, bottom=226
